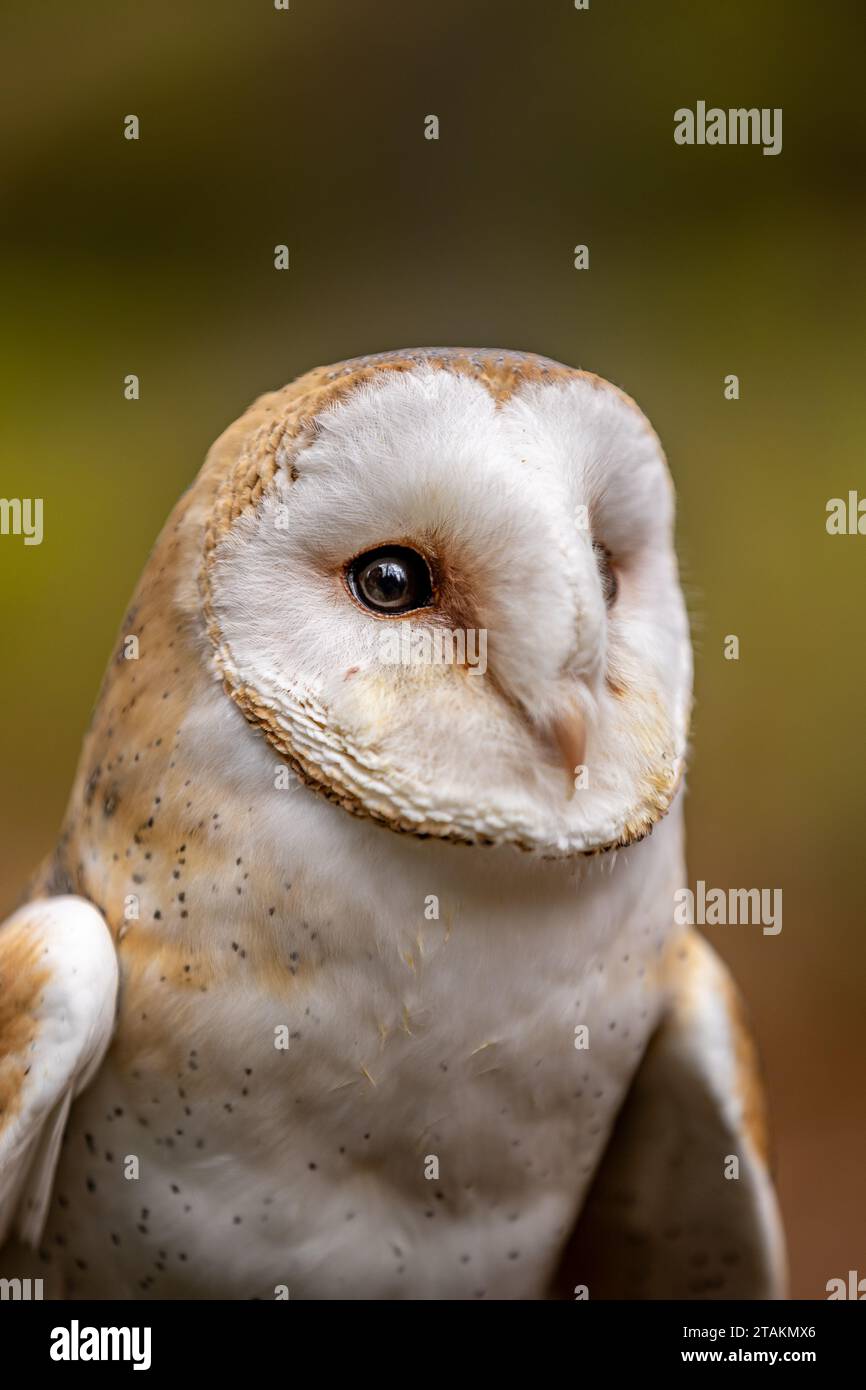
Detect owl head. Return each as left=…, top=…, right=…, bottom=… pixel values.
left=197, top=349, right=691, bottom=857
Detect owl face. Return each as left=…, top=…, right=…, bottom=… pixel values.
left=201, top=350, right=691, bottom=856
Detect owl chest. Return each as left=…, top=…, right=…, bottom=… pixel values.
left=179, top=943, right=648, bottom=1293
left=49, top=846, right=668, bottom=1298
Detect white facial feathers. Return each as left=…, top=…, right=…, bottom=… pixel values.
left=204, top=358, right=691, bottom=854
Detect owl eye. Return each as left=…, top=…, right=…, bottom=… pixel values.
left=346, top=545, right=434, bottom=614
left=593, top=541, right=618, bottom=607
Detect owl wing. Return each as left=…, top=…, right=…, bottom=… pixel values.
left=553, top=930, right=787, bottom=1299
left=0, top=895, right=118, bottom=1246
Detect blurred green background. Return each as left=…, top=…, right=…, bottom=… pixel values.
left=1, top=0, right=864, bottom=1298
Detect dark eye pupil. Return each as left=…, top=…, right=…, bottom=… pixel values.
left=348, top=546, right=433, bottom=613
left=593, top=542, right=618, bottom=607
left=361, top=559, right=410, bottom=607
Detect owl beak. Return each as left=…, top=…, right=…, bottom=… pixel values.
left=550, top=702, right=587, bottom=797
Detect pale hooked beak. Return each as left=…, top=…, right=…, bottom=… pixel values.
left=550, top=701, right=588, bottom=797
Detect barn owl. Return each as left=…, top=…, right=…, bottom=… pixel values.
left=0, top=348, right=786, bottom=1299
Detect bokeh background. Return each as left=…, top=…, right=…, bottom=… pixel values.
left=1, top=0, right=864, bottom=1298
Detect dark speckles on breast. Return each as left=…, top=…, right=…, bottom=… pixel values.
left=84, top=766, right=101, bottom=806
